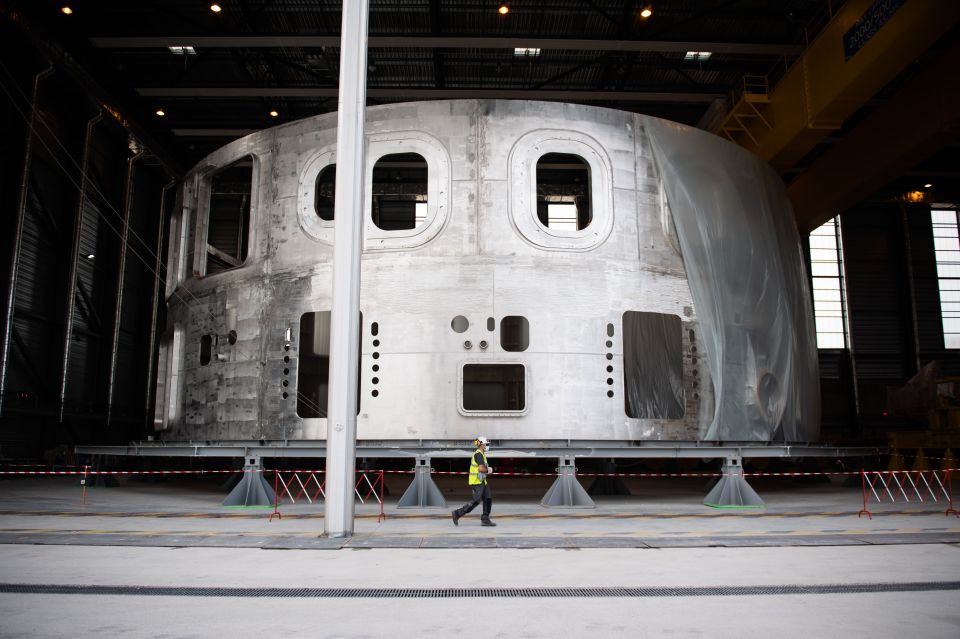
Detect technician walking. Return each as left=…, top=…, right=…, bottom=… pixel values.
left=452, top=437, right=496, bottom=526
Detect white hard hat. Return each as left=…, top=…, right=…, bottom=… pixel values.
left=475, top=436, right=490, bottom=446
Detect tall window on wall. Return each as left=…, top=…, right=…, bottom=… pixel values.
left=314, top=164, right=336, bottom=221
left=371, top=153, right=428, bottom=230
left=809, top=216, right=849, bottom=349
left=536, top=153, right=591, bottom=231
left=296, top=311, right=362, bottom=418
left=206, top=156, right=252, bottom=275
left=931, top=206, right=960, bottom=348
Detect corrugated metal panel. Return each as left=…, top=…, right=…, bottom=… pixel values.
left=842, top=209, right=911, bottom=370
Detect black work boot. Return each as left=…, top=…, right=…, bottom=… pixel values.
left=452, top=509, right=461, bottom=526
left=480, top=517, right=497, bottom=527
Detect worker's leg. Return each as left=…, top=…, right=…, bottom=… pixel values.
left=452, top=485, right=484, bottom=522
left=480, top=485, right=495, bottom=525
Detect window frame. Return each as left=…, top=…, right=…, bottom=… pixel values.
left=808, top=215, right=850, bottom=350
left=457, top=361, right=528, bottom=417
left=931, top=206, right=960, bottom=349
left=508, top=129, right=613, bottom=251
left=194, top=154, right=259, bottom=278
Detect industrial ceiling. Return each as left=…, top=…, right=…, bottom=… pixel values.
left=6, top=0, right=960, bottom=230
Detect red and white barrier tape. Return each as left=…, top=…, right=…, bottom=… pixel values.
left=2, top=467, right=957, bottom=478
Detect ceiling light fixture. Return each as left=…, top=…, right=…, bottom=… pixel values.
left=514, top=47, right=541, bottom=57
left=168, top=46, right=197, bottom=55
left=269, top=110, right=279, bottom=117
left=925, top=183, right=933, bottom=188
left=61, top=6, right=73, bottom=15
left=210, top=3, right=222, bottom=13
left=86, top=254, right=95, bottom=259
left=684, top=51, right=712, bottom=61
left=498, top=4, right=509, bottom=15
left=640, top=7, right=653, bottom=18
left=156, top=109, right=166, bottom=117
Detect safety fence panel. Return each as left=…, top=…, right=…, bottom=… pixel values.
left=859, top=469, right=959, bottom=519
left=269, top=470, right=385, bottom=522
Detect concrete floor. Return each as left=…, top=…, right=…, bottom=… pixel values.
left=1, top=473, right=958, bottom=637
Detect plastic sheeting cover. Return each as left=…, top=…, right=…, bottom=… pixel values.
left=623, top=311, right=684, bottom=419
left=644, top=117, right=820, bottom=442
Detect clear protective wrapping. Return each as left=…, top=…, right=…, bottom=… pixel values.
left=644, top=117, right=820, bottom=441
left=623, top=311, right=684, bottom=419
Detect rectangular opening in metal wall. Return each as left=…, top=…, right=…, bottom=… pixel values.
left=462, top=364, right=525, bottom=412
left=371, top=153, right=427, bottom=231
left=206, top=156, right=252, bottom=274
left=296, top=311, right=362, bottom=418
left=536, top=153, right=592, bottom=231
left=622, top=311, right=684, bottom=419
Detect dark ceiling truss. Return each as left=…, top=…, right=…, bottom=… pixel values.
left=89, top=36, right=805, bottom=56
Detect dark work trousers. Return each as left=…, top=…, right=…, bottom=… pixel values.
left=454, top=483, right=492, bottom=520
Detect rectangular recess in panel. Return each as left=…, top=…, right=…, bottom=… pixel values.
left=622, top=311, right=684, bottom=419
left=297, top=311, right=362, bottom=418
left=462, top=364, right=526, bottom=412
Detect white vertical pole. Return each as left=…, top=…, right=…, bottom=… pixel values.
left=325, top=0, right=369, bottom=538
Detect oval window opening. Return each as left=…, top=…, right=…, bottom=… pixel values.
left=536, top=153, right=591, bottom=231
left=372, top=153, right=428, bottom=231
left=314, top=164, right=336, bottom=221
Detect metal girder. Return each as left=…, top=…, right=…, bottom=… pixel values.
left=75, top=441, right=883, bottom=459
left=91, top=36, right=804, bottom=56
left=711, top=0, right=960, bottom=172
left=140, top=87, right=723, bottom=102
left=788, top=40, right=960, bottom=234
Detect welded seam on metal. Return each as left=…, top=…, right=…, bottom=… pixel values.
left=1, top=582, right=958, bottom=598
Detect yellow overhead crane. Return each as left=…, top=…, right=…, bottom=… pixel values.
left=710, top=0, right=960, bottom=174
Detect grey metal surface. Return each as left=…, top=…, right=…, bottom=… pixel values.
left=77, top=441, right=883, bottom=459
left=156, top=99, right=824, bottom=447
left=145, top=177, right=177, bottom=427
left=2, top=582, right=958, bottom=597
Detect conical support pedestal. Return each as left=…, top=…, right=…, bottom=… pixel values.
left=704, top=458, right=764, bottom=508
left=222, top=457, right=276, bottom=507
left=398, top=456, right=447, bottom=508
left=541, top=456, right=595, bottom=508
left=587, top=460, right=632, bottom=496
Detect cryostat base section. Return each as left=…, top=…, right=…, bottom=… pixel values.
left=153, top=100, right=816, bottom=447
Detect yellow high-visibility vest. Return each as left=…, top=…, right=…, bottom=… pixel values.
left=468, top=448, right=488, bottom=485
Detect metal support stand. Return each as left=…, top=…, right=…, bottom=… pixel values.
left=397, top=456, right=446, bottom=508
left=704, top=457, right=764, bottom=508
left=223, top=456, right=276, bottom=507
left=588, top=459, right=632, bottom=495
left=541, top=456, right=595, bottom=508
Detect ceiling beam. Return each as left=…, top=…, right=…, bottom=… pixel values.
left=138, top=87, right=723, bottom=102
left=91, top=36, right=803, bottom=56
left=787, top=40, right=960, bottom=234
